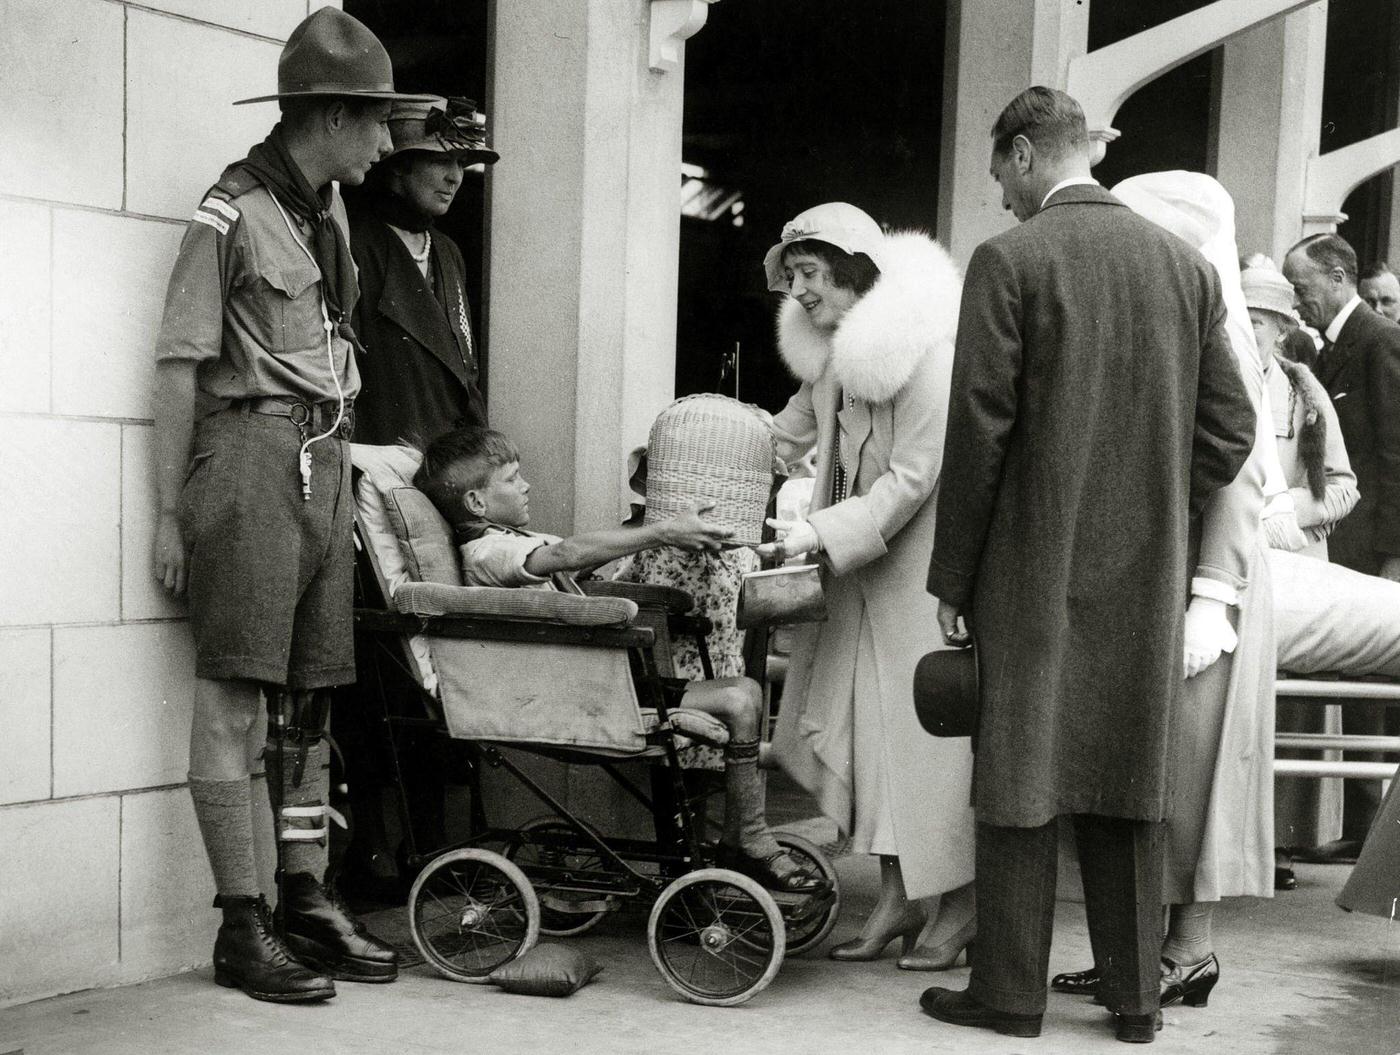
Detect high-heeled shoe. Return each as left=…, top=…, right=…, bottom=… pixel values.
left=1160, top=952, right=1219, bottom=1008
left=897, top=916, right=976, bottom=971
left=828, top=902, right=926, bottom=961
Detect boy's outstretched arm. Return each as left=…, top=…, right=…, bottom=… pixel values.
left=524, top=503, right=733, bottom=576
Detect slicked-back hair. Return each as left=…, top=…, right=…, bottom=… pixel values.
left=1291, top=233, right=1359, bottom=286
left=1361, top=259, right=1395, bottom=281
left=991, top=86, right=1088, bottom=158
left=781, top=239, right=880, bottom=296
left=414, top=426, right=519, bottom=522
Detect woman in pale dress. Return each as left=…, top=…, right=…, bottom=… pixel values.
left=757, top=202, right=976, bottom=968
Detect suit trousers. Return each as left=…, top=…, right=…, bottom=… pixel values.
left=968, top=814, right=1163, bottom=1017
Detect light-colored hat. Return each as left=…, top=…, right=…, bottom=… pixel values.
left=762, top=202, right=885, bottom=292
left=1241, top=266, right=1296, bottom=320
left=234, top=8, right=429, bottom=106
left=388, top=96, right=500, bottom=165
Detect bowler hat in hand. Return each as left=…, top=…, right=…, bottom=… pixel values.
left=913, top=644, right=980, bottom=740
left=235, top=8, right=429, bottom=105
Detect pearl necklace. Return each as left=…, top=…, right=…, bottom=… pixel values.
left=408, top=230, right=432, bottom=264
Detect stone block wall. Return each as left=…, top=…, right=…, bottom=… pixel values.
left=0, top=0, right=338, bottom=1008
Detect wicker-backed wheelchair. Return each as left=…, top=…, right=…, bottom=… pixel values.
left=347, top=444, right=840, bottom=1006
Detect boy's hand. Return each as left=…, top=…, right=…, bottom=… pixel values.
left=661, top=502, right=733, bottom=552
left=154, top=511, right=188, bottom=596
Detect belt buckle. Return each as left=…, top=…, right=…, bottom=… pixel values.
left=287, top=402, right=312, bottom=428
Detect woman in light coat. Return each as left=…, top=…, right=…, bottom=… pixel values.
left=758, top=203, right=975, bottom=968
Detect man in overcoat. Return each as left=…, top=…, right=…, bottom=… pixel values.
left=921, top=88, right=1255, bottom=1043
left=1284, top=233, right=1400, bottom=859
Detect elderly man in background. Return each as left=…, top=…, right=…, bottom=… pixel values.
left=1284, top=233, right=1400, bottom=863
left=921, top=87, right=1254, bottom=1045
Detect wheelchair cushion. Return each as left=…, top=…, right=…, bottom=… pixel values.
left=395, top=580, right=638, bottom=626
left=488, top=943, right=603, bottom=997
left=384, top=486, right=461, bottom=585
left=639, top=706, right=730, bottom=746
left=349, top=443, right=424, bottom=598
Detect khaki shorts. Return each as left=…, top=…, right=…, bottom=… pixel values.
left=179, top=406, right=355, bottom=689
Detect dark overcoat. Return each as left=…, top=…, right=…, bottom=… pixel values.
left=926, top=185, right=1255, bottom=828
left=1312, top=302, right=1400, bottom=574
left=348, top=211, right=487, bottom=447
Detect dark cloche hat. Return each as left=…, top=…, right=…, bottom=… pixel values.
left=235, top=8, right=429, bottom=106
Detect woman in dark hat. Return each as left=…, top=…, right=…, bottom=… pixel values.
left=347, top=96, right=498, bottom=446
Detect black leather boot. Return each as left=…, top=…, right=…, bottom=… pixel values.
left=280, top=872, right=399, bottom=982
left=213, top=896, right=335, bottom=1003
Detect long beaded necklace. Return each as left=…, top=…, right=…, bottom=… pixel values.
left=832, top=390, right=854, bottom=504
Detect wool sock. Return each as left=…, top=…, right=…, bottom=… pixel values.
left=723, top=738, right=786, bottom=863
left=188, top=775, right=259, bottom=898
left=1162, top=902, right=1214, bottom=966
left=265, top=737, right=331, bottom=879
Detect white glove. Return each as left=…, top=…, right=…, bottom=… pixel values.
left=1262, top=509, right=1308, bottom=552
left=1183, top=597, right=1237, bottom=679
left=756, top=518, right=820, bottom=562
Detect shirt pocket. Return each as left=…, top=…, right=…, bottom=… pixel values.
left=246, top=261, right=324, bottom=357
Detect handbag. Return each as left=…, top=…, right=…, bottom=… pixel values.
left=735, top=561, right=828, bottom=630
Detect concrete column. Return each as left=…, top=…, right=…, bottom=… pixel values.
left=1209, top=5, right=1328, bottom=259
left=936, top=0, right=1088, bottom=264
left=487, top=0, right=701, bottom=536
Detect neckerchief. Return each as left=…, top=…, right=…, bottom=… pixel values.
left=232, top=123, right=363, bottom=350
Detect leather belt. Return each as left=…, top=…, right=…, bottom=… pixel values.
left=241, top=397, right=354, bottom=438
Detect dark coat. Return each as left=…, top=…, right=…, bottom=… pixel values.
left=926, top=185, right=1255, bottom=828
left=348, top=211, right=487, bottom=447
left=1312, top=302, right=1400, bottom=574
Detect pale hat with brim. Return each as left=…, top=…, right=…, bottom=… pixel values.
left=234, top=7, right=433, bottom=106
left=1241, top=265, right=1298, bottom=321
left=388, top=96, right=500, bottom=166
left=762, top=202, right=886, bottom=292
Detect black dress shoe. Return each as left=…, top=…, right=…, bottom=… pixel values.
left=714, top=844, right=830, bottom=895
left=1160, top=953, right=1218, bottom=1008
left=213, top=895, right=335, bottom=1003
left=1291, top=838, right=1362, bottom=865
left=280, top=873, right=399, bottom=983
left=1051, top=965, right=1101, bottom=997
left=1114, top=1010, right=1163, bottom=1043
left=919, top=986, right=1043, bottom=1038
left=1274, top=865, right=1297, bottom=891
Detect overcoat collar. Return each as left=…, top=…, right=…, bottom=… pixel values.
left=775, top=231, right=961, bottom=404
left=1038, top=183, right=1125, bottom=213
left=375, top=231, right=474, bottom=387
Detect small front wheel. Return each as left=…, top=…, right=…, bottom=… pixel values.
left=407, top=848, right=539, bottom=983
left=647, top=868, right=784, bottom=1006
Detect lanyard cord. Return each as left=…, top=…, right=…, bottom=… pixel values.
left=268, top=191, right=346, bottom=500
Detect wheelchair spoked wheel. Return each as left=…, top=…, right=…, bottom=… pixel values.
left=408, top=848, right=540, bottom=983
left=773, top=832, right=842, bottom=956
left=504, top=817, right=614, bottom=937
left=647, top=868, right=785, bottom=1006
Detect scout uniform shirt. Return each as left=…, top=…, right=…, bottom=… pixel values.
left=155, top=168, right=362, bottom=413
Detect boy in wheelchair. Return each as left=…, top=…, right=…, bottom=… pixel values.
left=414, top=425, right=825, bottom=895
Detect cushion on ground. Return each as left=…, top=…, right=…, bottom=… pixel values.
left=488, top=943, right=603, bottom=997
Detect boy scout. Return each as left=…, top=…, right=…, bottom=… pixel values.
left=152, top=9, right=423, bottom=1003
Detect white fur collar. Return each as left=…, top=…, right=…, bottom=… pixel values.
left=775, top=231, right=961, bottom=403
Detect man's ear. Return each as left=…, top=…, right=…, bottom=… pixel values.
left=463, top=488, right=487, bottom=518
left=1012, top=133, right=1034, bottom=174
left=324, top=99, right=349, bottom=133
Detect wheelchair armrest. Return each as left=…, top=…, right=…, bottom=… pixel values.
left=393, top=580, right=639, bottom=627
left=579, top=579, right=694, bottom=615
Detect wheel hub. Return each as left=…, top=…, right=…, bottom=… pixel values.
left=459, top=900, right=486, bottom=928
left=699, top=922, right=734, bottom=953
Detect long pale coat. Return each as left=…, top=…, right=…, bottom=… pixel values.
left=769, top=232, right=974, bottom=899
left=927, top=185, right=1256, bottom=829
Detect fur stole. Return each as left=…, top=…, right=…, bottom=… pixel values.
left=1278, top=357, right=1329, bottom=498
left=775, top=232, right=961, bottom=404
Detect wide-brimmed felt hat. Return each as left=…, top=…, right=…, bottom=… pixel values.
left=763, top=202, right=886, bottom=292
left=912, top=644, right=980, bottom=741
left=388, top=96, right=500, bottom=165
left=1241, top=265, right=1298, bottom=321
left=235, top=8, right=429, bottom=106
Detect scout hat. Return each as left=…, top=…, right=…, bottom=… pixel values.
left=763, top=202, right=887, bottom=292
left=1241, top=266, right=1298, bottom=321
left=235, top=8, right=427, bottom=105
left=388, top=96, right=500, bottom=166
